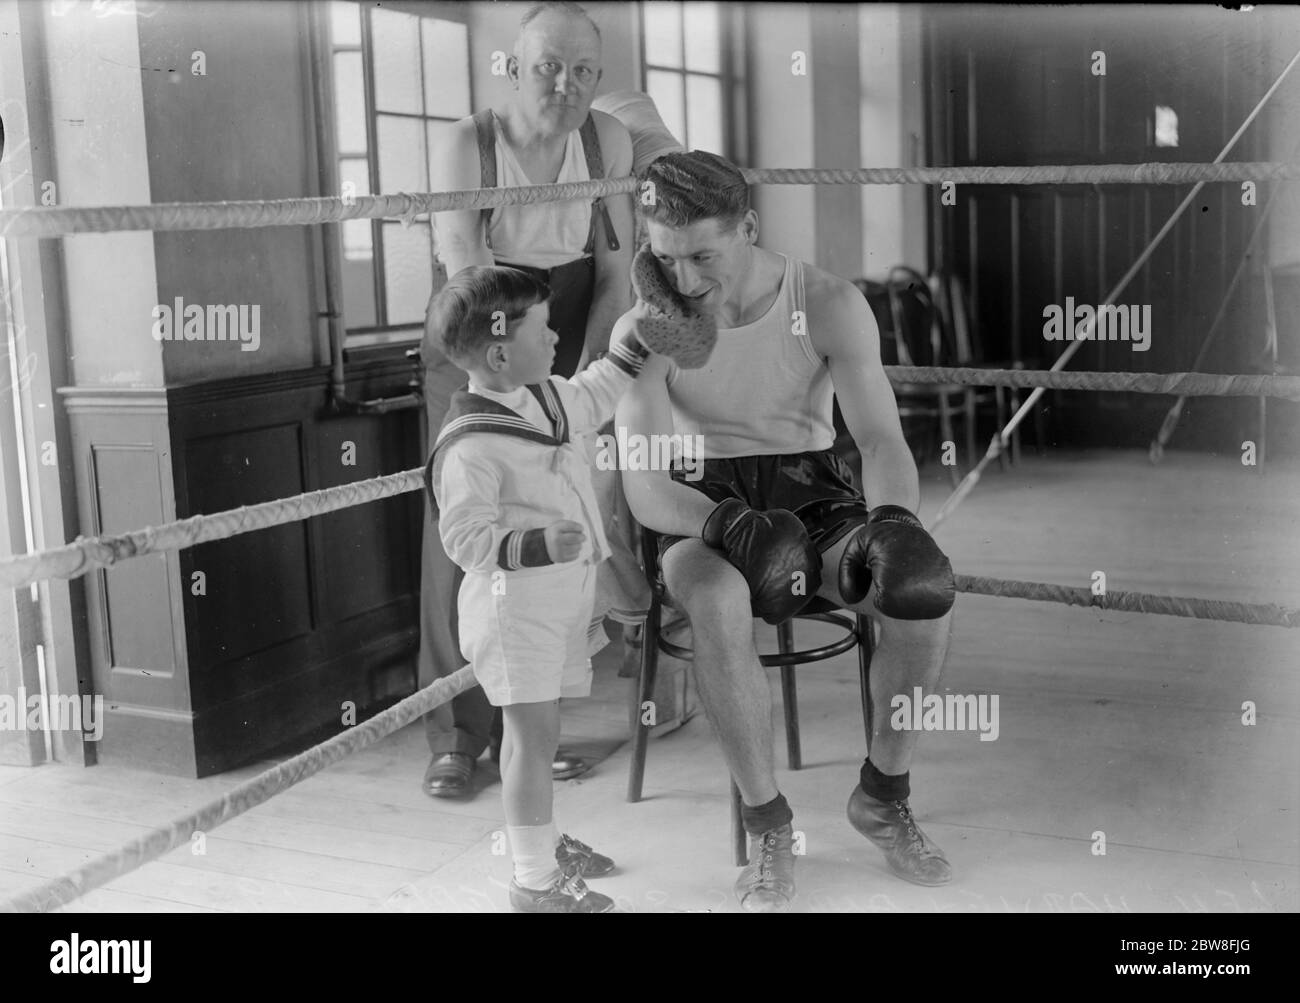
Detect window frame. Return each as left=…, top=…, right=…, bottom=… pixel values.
left=638, top=1, right=737, bottom=159
left=323, top=0, right=474, bottom=347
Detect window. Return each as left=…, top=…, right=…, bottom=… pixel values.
left=328, top=1, right=471, bottom=343
left=1154, top=105, right=1179, bottom=148
left=641, top=2, right=731, bottom=157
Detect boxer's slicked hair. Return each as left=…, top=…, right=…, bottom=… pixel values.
left=638, top=151, right=750, bottom=232
left=425, top=266, right=550, bottom=365
left=520, top=1, right=600, bottom=40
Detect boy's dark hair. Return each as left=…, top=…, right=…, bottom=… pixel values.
left=424, top=266, right=550, bottom=366
left=637, top=150, right=750, bottom=232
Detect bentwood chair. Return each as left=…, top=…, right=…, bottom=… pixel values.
left=626, top=525, right=875, bottom=866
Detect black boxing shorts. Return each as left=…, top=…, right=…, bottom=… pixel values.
left=657, top=448, right=872, bottom=562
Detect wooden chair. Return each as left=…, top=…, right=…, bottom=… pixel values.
left=626, top=524, right=875, bottom=866
left=932, top=271, right=1047, bottom=464
left=880, top=265, right=979, bottom=484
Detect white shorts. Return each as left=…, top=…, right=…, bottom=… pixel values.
left=458, top=562, right=596, bottom=706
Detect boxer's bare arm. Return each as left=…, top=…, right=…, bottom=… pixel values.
left=429, top=117, right=494, bottom=277
left=810, top=275, right=920, bottom=512
left=580, top=111, right=635, bottom=365
left=615, top=319, right=718, bottom=537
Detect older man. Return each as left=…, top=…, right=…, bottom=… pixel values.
left=417, top=1, right=634, bottom=798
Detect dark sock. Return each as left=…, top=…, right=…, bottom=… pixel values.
left=741, top=792, right=794, bottom=835
left=860, top=758, right=910, bottom=802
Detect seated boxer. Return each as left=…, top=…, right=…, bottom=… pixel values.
left=616, top=151, right=957, bottom=912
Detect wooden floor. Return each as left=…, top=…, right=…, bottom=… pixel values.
left=1, top=448, right=1297, bottom=912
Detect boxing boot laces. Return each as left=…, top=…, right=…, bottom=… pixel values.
left=734, top=822, right=796, bottom=913
left=847, top=785, right=952, bottom=886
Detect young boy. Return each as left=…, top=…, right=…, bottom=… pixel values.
left=423, top=265, right=657, bottom=913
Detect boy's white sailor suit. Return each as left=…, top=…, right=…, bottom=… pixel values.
left=426, top=345, right=647, bottom=706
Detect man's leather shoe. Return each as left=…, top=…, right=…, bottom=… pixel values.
left=422, top=752, right=474, bottom=798
left=847, top=785, right=952, bottom=886
left=551, top=749, right=591, bottom=781
left=490, top=741, right=592, bottom=781
left=734, top=823, right=796, bottom=913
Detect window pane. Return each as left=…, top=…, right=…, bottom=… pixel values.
left=371, top=8, right=422, bottom=114
left=342, top=249, right=377, bottom=330
left=330, top=0, right=360, bottom=46
left=339, top=158, right=372, bottom=261
left=686, top=75, right=723, bottom=154
left=333, top=52, right=367, bottom=154
left=643, top=2, right=683, bottom=68
left=646, top=71, right=685, bottom=151
left=377, top=114, right=427, bottom=195
left=682, top=3, right=720, bottom=73
left=382, top=222, right=435, bottom=326
left=422, top=19, right=471, bottom=119
left=1154, top=105, right=1179, bottom=148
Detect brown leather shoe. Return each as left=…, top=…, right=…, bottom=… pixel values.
left=488, top=742, right=591, bottom=781
left=551, top=749, right=591, bottom=781
left=422, top=752, right=474, bottom=798
left=847, top=785, right=952, bottom=886
left=734, top=823, right=797, bottom=913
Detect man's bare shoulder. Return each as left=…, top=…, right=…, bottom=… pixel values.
left=802, top=262, right=862, bottom=313
left=589, top=108, right=633, bottom=170
left=430, top=115, right=485, bottom=181
left=799, top=262, right=878, bottom=357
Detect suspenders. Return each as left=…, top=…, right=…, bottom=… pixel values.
left=470, top=108, right=620, bottom=255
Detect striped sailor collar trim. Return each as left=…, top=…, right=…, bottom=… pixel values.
left=433, top=385, right=569, bottom=452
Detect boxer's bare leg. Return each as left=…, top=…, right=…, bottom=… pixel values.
left=817, top=531, right=955, bottom=886
left=661, top=539, right=780, bottom=807
left=817, top=532, right=953, bottom=773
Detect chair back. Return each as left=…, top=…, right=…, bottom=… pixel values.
left=885, top=265, right=942, bottom=367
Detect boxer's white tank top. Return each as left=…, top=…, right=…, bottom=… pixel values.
left=487, top=112, right=593, bottom=269
left=666, top=254, right=837, bottom=459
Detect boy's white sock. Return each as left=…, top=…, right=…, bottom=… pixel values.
left=508, top=823, right=561, bottom=891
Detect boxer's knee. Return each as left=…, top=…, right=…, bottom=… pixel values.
left=662, top=540, right=752, bottom=641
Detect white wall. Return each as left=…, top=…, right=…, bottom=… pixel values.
left=42, top=4, right=161, bottom=386
left=749, top=6, right=816, bottom=265
left=859, top=4, right=926, bottom=279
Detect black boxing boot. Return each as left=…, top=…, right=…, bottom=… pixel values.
left=838, top=505, right=955, bottom=619
left=702, top=499, right=821, bottom=624
left=847, top=785, right=952, bottom=886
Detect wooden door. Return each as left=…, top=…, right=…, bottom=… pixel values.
left=925, top=7, right=1272, bottom=449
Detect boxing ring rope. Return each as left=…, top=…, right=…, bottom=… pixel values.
left=954, top=575, right=1299, bottom=629
left=887, top=366, right=1300, bottom=401
left=0, top=663, right=477, bottom=914
left=2, top=52, right=1295, bottom=915
left=927, top=46, right=1300, bottom=532
left=1149, top=148, right=1295, bottom=462
left=0, top=162, right=1296, bottom=239
left=0, top=470, right=423, bottom=591
left=1, top=448, right=1297, bottom=628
